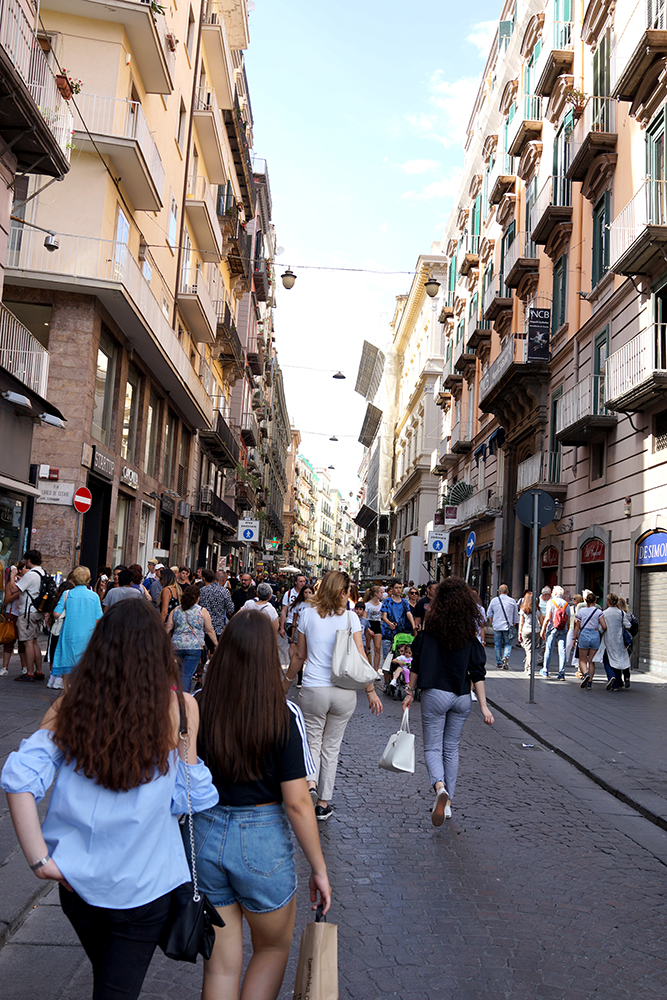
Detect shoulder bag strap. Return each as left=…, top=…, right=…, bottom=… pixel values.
left=580, top=608, right=597, bottom=631
left=498, top=596, right=511, bottom=629
left=177, top=693, right=200, bottom=902
left=184, top=607, right=204, bottom=649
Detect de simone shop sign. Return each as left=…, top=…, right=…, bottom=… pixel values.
left=636, top=532, right=667, bottom=567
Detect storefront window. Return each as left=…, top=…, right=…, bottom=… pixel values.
left=120, top=365, right=140, bottom=463
left=92, top=329, right=116, bottom=445
left=144, top=390, right=159, bottom=477
left=112, top=495, right=131, bottom=568
left=0, top=494, right=25, bottom=603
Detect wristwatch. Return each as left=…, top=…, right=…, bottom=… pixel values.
left=30, top=854, right=51, bottom=871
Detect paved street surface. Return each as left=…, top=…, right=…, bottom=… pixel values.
left=2, top=647, right=667, bottom=998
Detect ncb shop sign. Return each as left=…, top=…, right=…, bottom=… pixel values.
left=636, top=532, right=667, bottom=567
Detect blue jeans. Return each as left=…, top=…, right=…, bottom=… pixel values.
left=493, top=630, right=512, bottom=666
left=420, top=688, right=472, bottom=799
left=175, top=648, right=201, bottom=692
left=544, top=629, right=566, bottom=674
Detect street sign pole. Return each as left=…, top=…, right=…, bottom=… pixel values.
left=529, top=490, right=539, bottom=705
left=74, top=512, right=82, bottom=567
left=245, top=540, right=250, bottom=574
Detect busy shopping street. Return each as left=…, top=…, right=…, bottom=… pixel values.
left=1, top=639, right=667, bottom=1000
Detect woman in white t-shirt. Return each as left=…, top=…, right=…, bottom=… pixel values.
left=574, top=592, right=605, bottom=689
left=286, top=571, right=383, bottom=822
left=364, top=585, right=384, bottom=671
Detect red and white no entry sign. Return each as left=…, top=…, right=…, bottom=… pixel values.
left=73, top=486, right=93, bottom=514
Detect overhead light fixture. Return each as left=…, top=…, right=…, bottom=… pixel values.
left=2, top=390, right=31, bottom=408
left=39, top=412, right=65, bottom=428
left=43, top=233, right=59, bottom=252
left=328, top=465, right=335, bottom=470
left=332, top=371, right=346, bottom=380
left=424, top=275, right=440, bottom=298
left=281, top=267, right=296, bottom=289
left=329, top=435, right=338, bottom=441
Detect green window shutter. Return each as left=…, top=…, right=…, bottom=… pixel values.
left=602, top=190, right=610, bottom=273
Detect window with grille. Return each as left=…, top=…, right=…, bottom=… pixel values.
left=655, top=410, right=667, bottom=451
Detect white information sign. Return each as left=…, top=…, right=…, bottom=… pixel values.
left=237, top=519, right=260, bottom=542
left=427, top=530, right=450, bottom=554
left=35, top=482, right=75, bottom=506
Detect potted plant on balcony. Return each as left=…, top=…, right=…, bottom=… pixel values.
left=563, top=87, right=587, bottom=121
left=56, top=71, right=82, bottom=101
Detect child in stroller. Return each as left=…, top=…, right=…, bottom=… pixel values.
left=383, top=634, right=415, bottom=699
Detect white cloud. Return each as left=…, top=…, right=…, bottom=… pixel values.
left=398, top=158, right=439, bottom=174
left=467, top=19, right=497, bottom=59
left=404, top=73, right=477, bottom=150
left=400, top=167, right=463, bottom=203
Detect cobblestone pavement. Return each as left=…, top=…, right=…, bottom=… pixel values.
left=3, top=681, right=667, bottom=999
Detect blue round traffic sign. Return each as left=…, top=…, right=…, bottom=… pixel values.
left=242, top=528, right=254, bottom=540
left=466, top=531, right=476, bottom=558
left=432, top=539, right=444, bottom=551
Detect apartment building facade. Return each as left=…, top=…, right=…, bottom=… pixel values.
left=431, top=0, right=667, bottom=672
left=2, top=0, right=281, bottom=576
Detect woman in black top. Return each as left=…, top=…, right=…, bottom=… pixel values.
left=402, top=577, right=494, bottom=827
left=191, top=611, right=331, bottom=1000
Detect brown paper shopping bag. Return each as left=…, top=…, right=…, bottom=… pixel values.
left=293, top=907, right=338, bottom=1000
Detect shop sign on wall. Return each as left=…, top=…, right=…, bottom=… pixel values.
left=636, top=532, right=667, bottom=567
left=36, top=482, right=75, bottom=505
left=541, top=546, right=559, bottom=568
left=581, top=539, right=605, bottom=564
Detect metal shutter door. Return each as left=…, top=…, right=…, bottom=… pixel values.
left=638, top=568, right=667, bottom=670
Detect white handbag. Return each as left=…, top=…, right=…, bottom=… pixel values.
left=379, top=709, right=415, bottom=773
left=50, top=590, right=69, bottom=637
left=331, top=611, right=377, bottom=690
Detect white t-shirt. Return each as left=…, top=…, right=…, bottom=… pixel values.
left=575, top=606, right=604, bottom=631
left=241, top=598, right=278, bottom=622
left=16, top=567, right=45, bottom=617
left=282, top=587, right=299, bottom=625
left=297, top=605, right=361, bottom=688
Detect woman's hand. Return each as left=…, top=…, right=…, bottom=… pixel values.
left=309, top=870, right=331, bottom=915
left=481, top=707, right=494, bottom=726
left=402, top=690, right=414, bottom=711
left=366, top=690, right=383, bottom=715
left=35, top=857, right=72, bottom=890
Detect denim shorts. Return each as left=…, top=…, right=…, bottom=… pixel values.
left=187, top=803, right=296, bottom=912
left=578, top=627, right=600, bottom=650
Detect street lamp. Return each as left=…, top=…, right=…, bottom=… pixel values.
left=281, top=267, right=296, bottom=289
left=329, top=435, right=338, bottom=441
left=424, top=275, right=440, bottom=298
left=332, top=371, right=346, bottom=380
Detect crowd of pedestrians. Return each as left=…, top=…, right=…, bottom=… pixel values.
left=0, top=547, right=642, bottom=999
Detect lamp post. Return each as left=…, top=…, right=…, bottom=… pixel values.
left=424, top=275, right=440, bottom=298
left=281, top=267, right=296, bottom=289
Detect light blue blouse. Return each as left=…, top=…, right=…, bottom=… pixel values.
left=1, top=730, right=219, bottom=908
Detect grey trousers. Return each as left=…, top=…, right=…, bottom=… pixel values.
left=420, top=688, right=472, bottom=799
left=298, top=686, right=357, bottom=801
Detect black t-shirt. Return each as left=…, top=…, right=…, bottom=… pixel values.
left=414, top=597, right=431, bottom=624
left=410, top=631, right=486, bottom=696
left=198, top=708, right=307, bottom=806
left=232, top=586, right=256, bottom=613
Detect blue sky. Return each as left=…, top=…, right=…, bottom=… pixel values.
left=245, top=0, right=503, bottom=498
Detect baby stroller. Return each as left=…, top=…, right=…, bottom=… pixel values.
left=383, top=633, right=414, bottom=700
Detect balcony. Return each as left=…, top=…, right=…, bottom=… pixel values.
left=555, top=375, right=617, bottom=444
left=44, top=0, right=174, bottom=94
left=530, top=175, right=572, bottom=245
left=179, top=267, right=216, bottom=344
left=193, top=87, right=226, bottom=184
left=253, top=255, right=270, bottom=301
left=439, top=289, right=455, bottom=320
left=503, top=232, right=539, bottom=288
left=442, top=356, right=463, bottom=391
left=479, top=334, right=526, bottom=409
left=459, top=235, right=480, bottom=277
left=566, top=98, right=617, bottom=182
left=241, top=411, right=259, bottom=448
left=0, top=0, right=73, bottom=176
left=198, top=411, right=240, bottom=468
left=450, top=404, right=473, bottom=453
left=223, top=91, right=257, bottom=217
left=193, top=487, right=238, bottom=528
left=213, top=300, right=244, bottom=366
left=534, top=19, right=574, bottom=97
left=454, top=490, right=502, bottom=524
left=488, top=152, right=515, bottom=206
left=0, top=303, right=50, bottom=397
left=604, top=326, right=667, bottom=412
left=507, top=95, right=542, bottom=158
left=609, top=178, right=667, bottom=276
left=235, top=479, right=257, bottom=511
left=466, top=316, right=491, bottom=353
left=201, top=1, right=235, bottom=110
left=431, top=438, right=458, bottom=475
left=74, top=94, right=165, bottom=210
left=611, top=0, right=667, bottom=102
left=6, top=228, right=211, bottom=428
left=483, top=274, right=512, bottom=321
left=516, top=452, right=566, bottom=497
left=185, top=174, right=223, bottom=261
left=454, top=327, right=476, bottom=373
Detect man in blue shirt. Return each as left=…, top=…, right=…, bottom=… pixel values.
left=380, top=579, right=415, bottom=661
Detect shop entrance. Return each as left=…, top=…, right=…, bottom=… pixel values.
left=80, top=474, right=112, bottom=573
left=541, top=545, right=560, bottom=589
left=581, top=538, right=605, bottom=601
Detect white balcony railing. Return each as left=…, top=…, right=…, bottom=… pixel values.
left=611, top=0, right=665, bottom=94
left=0, top=0, right=73, bottom=160
left=504, top=231, right=538, bottom=275
left=6, top=227, right=212, bottom=420
left=483, top=274, right=511, bottom=314
left=566, top=96, right=616, bottom=159
left=517, top=452, right=562, bottom=493
left=479, top=334, right=527, bottom=402
left=456, top=490, right=502, bottom=523
left=74, top=94, right=165, bottom=195
left=195, top=85, right=221, bottom=119
left=187, top=173, right=218, bottom=218
left=556, top=375, right=609, bottom=434
left=451, top=403, right=473, bottom=448
left=530, top=175, right=571, bottom=233
left=506, top=93, right=542, bottom=152
left=610, top=178, right=667, bottom=268
left=0, top=302, right=50, bottom=397
left=604, top=325, right=667, bottom=405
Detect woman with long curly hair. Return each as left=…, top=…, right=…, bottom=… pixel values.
left=1, top=600, right=218, bottom=1000
left=192, top=611, right=330, bottom=1000
left=287, top=571, right=383, bottom=821
left=402, top=577, right=494, bottom=826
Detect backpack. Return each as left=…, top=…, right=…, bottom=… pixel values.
left=552, top=601, right=568, bottom=631
left=627, top=612, right=639, bottom=637
left=27, top=568, right=58, bottom=616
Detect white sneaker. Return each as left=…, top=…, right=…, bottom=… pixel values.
left=0, top=667, right=8, bottom=676
left=389, top=679, right=397, bottom=688
left=444, top=803, right=452, bottom=820
left=49, top=675, right=64, bottom=690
